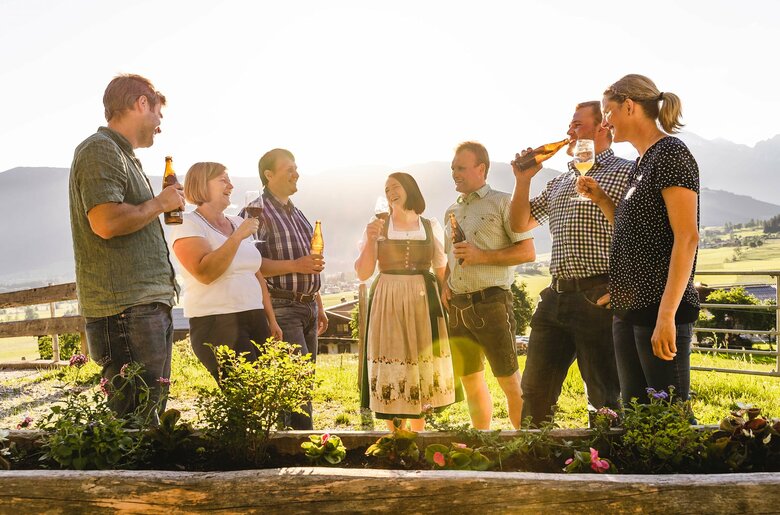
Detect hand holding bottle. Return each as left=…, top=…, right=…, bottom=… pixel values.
left=511, top=138, right=569, bottom=174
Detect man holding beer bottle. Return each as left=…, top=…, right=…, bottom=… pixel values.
left=247, top=148, right=328, bottom=430
left=443, top=141, right=535, bottom=430
left=68, top=74, right=184, bottom=422
left=509, top=101, right=633, bottom=427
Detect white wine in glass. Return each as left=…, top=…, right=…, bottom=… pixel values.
left=374, top=196, right=390, bottom=242
left=571, top=139, right=595, bottom=201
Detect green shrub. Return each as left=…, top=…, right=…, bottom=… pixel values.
left=37, top=333, right=81, bottom=360
left=196, top=339, right=318, bottom=466
left=617, top=387, right=707, bottom=473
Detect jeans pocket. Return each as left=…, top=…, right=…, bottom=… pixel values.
left=582, top=284, right=610, bottom=309
left=85, top=317, right=112, bottom=367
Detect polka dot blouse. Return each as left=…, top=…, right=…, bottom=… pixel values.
left=609, top=136, right=700, bottom=324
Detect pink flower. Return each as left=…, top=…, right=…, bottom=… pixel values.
left=452, top=443, right=468, bottom=449
left=16, top=415, right=33, bottom=429
left=69, top=354, right=89, bottom=368
left=99, top=377, right=110, bottom=396
left=158, top=377, right=171, bottom=386
left=589, top=448, right=610, bottom=473
left=119, top=363, right=129, bottom=378
left=596, top=407, right=618, bottom=420
left=321, top=433, right=330, bottom=444
left=564, top=458, right=573, bottom=465
left=433, top=451, right=446, bottom=467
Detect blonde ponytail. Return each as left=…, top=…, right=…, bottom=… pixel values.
left=604, top=74, right=684, bottom=134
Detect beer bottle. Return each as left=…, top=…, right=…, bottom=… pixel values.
left=512, top=138, right=570, bottom=170
left=311, top=220, right=324, bottom=256
left=163, top=156, right=183, bottom=225
left=449, top=213, right=466, bottom=265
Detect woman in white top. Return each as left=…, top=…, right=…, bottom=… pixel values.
left=172, top=162, right=282, bottom=382
left=355, top=172, right=456, bottom=431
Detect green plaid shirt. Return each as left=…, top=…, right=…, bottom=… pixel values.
left=444, top=184, right=533, bottom=293
left=69, top=127, right=178, bottom=317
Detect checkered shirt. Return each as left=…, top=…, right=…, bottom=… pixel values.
left=529, top=148, right=633, bottom=279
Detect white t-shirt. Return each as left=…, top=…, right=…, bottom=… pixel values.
left=358, top=216, right=447, bottom=269
left=171, top=212, right=264, bottom=318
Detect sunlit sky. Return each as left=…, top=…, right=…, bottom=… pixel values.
left=1, top=0, right=779, bottom=177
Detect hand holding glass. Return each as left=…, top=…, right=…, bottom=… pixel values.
left=374, top=196, right=390, bottom=241
left=572, top=139, right=595, bottom=201
left=244, top=190, right=265, bottom=243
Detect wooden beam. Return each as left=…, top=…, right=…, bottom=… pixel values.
left=0, top=283, right=78, bottom=309
left=1, top=469, right=780, bottom=512
left=0, top=316, right=84, bottom=338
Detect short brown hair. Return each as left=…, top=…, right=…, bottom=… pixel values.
left=455, top=141, right=490, bottom=177
left=388, top=172, right=426, bottom=214
left=184, top=162, right=228, bottom=205
left=575, top=100, right=603, bottom=125
left=103, top=74, right=166, bottom=122
left=258, top=148, right=295, bottom=187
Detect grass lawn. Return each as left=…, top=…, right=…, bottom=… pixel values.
left=3, top=341, right=779, bottom=431
left=0, top=337, right=39, bottom=361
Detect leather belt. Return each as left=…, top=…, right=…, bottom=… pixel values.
left=452, top=286, right=506, bottom=304
left=269, top=288, right=316, bottom=303
left=550, top=274, right=609, bottom=293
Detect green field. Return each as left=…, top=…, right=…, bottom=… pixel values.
left=4, top=349, right=778, bottom=431
left=696, top=238, right=780, bottom=286
left=0, top=337, right=38, bottom=361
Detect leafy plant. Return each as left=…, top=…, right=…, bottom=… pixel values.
left=696, top=287, right=775, bottom=348
left=301, top=433, right=347, bottom=465
left=39, top=389, right=141, bottom=469
left=706, top=404, right=780, bottom=472
left=142, top=409, right=199, bottom=469
left=617, top=387, right=707, bottom=473
left=39, top=363, right=164, bottom=470
left=511, top=279, right=535, bottom=335
left=365, top=422, right=420, bottom=467
left=424, top=442, right=492, bottom=471
left=0, top=429, right=10, bottom=470
left=196, top=339, right=318, bottom=466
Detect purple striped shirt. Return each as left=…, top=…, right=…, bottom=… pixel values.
left=245, top=189, right=321, bottom=294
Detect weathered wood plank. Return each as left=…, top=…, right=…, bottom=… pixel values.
left=0, top=283, right=78, bottom=309
left=0, top=468, right=779, bottom=514
left=0, top=360, right=69, bottom=370
left=0, top=316, right=85, bottom=338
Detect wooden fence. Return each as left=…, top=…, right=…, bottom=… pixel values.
left=0, top=283, right=85, bottom=368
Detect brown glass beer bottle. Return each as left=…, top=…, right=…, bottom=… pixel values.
left=512, top=138, right=570, bottom=170
left=163, top=156, right=183, bottom=225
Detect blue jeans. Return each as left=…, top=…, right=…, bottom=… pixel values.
left=520, top=285, right=620, bottom=427
left=272, top=298, right=319, bottom=430
left=84, top=302, right=173, bottom=423
left=612, top=316, right=693, bottom=405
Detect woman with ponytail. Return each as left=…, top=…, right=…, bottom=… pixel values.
left=577, top=74, right=700, bottom=408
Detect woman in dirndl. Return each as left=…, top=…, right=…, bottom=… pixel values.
left=355, top=172, right=457, bottom=431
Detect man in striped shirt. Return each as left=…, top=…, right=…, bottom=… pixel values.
left=509, top=101, right=633, bottom=427
left=253, top=148, right=328, bottom=430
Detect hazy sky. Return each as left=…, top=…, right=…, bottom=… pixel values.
left=1, top=0, right=778, bottom=177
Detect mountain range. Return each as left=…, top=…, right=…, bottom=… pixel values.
left=1, top=132, right=779, bottom=288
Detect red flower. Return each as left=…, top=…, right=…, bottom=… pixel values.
left=321, top=433, right=330, bottom=444
left=433, top=452, right=446, bottom=467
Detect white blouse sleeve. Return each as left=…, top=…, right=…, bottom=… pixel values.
left=429, top=217, right=448, bottom=269
left=170, top=213, right=207, bottom=243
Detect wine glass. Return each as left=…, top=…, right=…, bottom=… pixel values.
left=571, top=139, right=595, bottom=201
left=244, top=190, right=265, bottom=243
left=374, top=196, right=390, bottom=241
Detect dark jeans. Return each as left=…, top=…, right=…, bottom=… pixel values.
left=520, top=286, right=620, bottom=427
left=612, top=316, right=693, bottom=405
left=85, top=302, right=173, bottom=424
left=272, top=297, right=319, bottom=430
left=448, top=289, right=518, bottom=378
left=189, top=309, right=271, bottom=383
